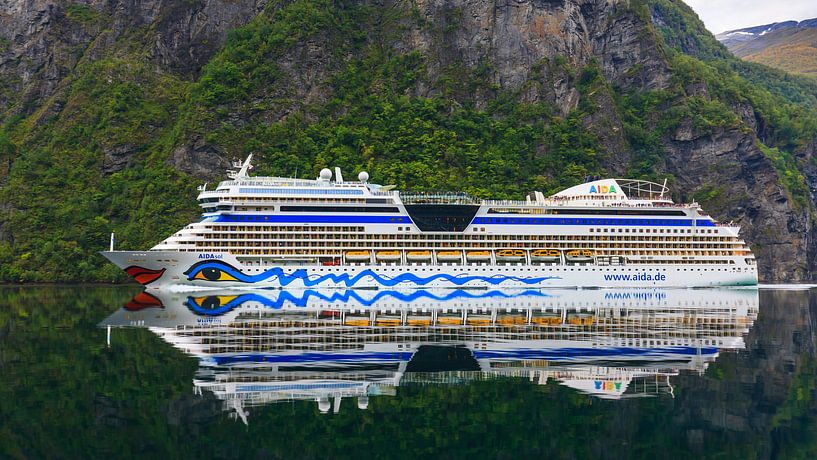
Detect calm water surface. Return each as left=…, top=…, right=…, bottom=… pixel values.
left=1, top=286, right=816, bottom=459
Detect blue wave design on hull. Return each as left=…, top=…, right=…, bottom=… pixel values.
left=472, top=346, right=719, bottom=361
left=186, top=288, right=555, bottom=316
left=184, top=260, right=560, bottom=288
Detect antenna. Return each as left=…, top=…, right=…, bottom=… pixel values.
left=237, top=154, right=253, bottom=178
left=335, top=167, right=344, bottom=183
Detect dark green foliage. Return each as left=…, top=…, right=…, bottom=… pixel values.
left=0, top=57, right=197, bottom=282
left=178, top=0, right=604, bottom=199
left=64, top=4, right=100, bottom=25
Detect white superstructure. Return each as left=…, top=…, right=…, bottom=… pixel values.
left=102, top=156, right=758, bottom=288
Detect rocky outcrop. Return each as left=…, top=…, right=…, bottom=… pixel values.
left=663, top=126, right=813, bottom=281
left=400, top=0, right=669, bottom=107
left=0, top=0, right=267, bottom=121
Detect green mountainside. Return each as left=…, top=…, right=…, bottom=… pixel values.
left=0, top=0, right=815, bottom=282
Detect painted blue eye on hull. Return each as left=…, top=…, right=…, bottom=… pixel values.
left=184, top=260, right=250, bottom=282
left=184, top=260, right=561, bottom=287
left=185, top=288, right=556, bottom=316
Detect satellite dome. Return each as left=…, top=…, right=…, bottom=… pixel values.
left=319, top=168, right=332, bottom=180
left=358, top=171, right=369, bottom=183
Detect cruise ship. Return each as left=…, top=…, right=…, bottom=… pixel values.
left=102, top=155, right=758, bottom=289
left=100, top=287, right=758, bottom=420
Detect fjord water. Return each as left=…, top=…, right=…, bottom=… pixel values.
left=1, top=286, right=816, bottom=459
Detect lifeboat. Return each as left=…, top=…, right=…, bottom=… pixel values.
left=318, top=310, right=341, bottom=319
left=568, top=313, right=595, bottom=326
left=407, top=315, right=433, bottom=326
left=406, top=250, right=432, bottom=262
left=345, top=250, right=371, bottom=262
left=531, top=312, right=562, bottom=326
left=531, top=249, right=561, bottom=263
left=375, top=250, right=401, bottom=262
left=496, top=249, right=526, bottom=263
left=436, top=250, right=462, bottom=262
left=344, top=314, right=369, bottom=327
left=565, top=249, right=594, bottom=263
left=466, top=316, right=492, bottom=326
left=496, top=315, right=526, bottom=326
left=437, top=315, right=462, bottom=326
left=465, top=251, right=491, bottom=262
left=375, top=316, right=401, bottom=327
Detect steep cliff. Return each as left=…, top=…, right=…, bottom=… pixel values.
left=0, top=0, right=815, bottom=282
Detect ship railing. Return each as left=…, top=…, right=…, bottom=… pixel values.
left=400, top=192, right=480, bottom=205
left=230, top=178, right=372, bottom=188
left=482, top=199, right=697, bottom=209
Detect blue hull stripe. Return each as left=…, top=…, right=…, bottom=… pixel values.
left=210, top=214, right=715, bottom=227
left=214, top=214, right=411, bottom=224
left=472, top=217, right=715, bottom=227
left=210, top=346, right=717, bottom=365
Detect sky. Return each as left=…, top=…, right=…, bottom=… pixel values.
left=684, top=0, right=817, bottom=34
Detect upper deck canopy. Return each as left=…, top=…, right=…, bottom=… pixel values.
left=552, top=179, right=670, bottom=202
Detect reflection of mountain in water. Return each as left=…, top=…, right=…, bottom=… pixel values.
left=101, top=288, right=758, bottom=423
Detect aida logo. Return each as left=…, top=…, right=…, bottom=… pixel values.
left=589, top=184, right=617, bottom=194
left=594, top=381, right=623, bottom=391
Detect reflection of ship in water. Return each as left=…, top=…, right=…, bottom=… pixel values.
left=101, top=288, right=758, bottom=421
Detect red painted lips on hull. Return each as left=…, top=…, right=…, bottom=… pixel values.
left=125, top=266, right=166, bottom=285
left=124, top=291, right=164, bottom=311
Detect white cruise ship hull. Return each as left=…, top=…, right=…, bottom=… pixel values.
left=101, top=251, right=758, bottom=290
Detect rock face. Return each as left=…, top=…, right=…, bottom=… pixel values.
left=0, top=0, right=266, bottom=120
left=406, top=0, right=670, bottom=97
left=0, top=0, right=815, bottom=282
left=663, top=126, right=813, bottom=281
